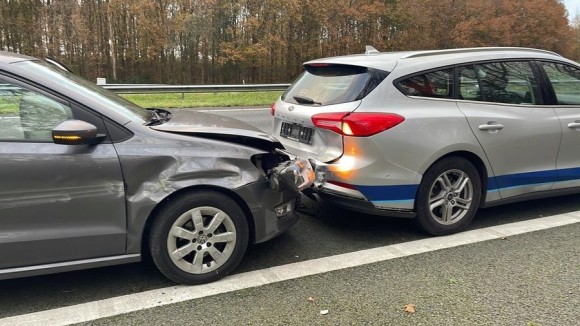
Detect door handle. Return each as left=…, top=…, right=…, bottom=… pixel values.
left=567, top=121, right=580, bottom=129
left=478, top=122, right=505, bottom=131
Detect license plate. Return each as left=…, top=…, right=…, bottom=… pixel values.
left=280, top=122, right=314, bottom=144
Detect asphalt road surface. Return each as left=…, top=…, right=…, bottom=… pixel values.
left=0, top=107, right=579, bottom=325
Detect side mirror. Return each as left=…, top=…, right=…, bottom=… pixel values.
left=52, top=120, right=105, bottom=145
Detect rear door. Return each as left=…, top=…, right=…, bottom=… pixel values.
left=0, top=76, right=126, bottom=269
left=456, top=61, right=561, bottom=199
left=273, top=64, right=388, bottom=162
left=538, top=61, right=580, bottom=189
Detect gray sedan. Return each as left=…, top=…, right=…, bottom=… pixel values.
left=0, top=51, right=314, bottom=284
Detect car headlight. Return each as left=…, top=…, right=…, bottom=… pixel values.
left=268, top=157, right=315, bottom=192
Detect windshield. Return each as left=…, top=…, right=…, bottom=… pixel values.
left=14, top=60, right=150, bottom=123
left=282, top=64, right=389, bottom=106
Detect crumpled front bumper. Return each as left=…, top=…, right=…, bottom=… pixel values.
left=236, top=151, right=316, bottom=244
left=267, top=149, right=315, bottom=193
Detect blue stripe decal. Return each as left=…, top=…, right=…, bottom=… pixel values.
left=488, top=167, right=580, bottom=191
left=355, top=184, right=418, bottom=202
left=491, top=170, right=558, bottom=191
left=556, top=167, right=580, bottom=182
left=349, top=167, right=580, bottom=204
left=487, top=177, right=499, bottom=192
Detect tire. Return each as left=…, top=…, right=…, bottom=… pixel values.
left=149, top=190, right=249, bottom=285
left=415, top=157, right=481, bottom=236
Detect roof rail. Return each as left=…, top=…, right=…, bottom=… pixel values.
left=400, top=47, right=561, bottom=59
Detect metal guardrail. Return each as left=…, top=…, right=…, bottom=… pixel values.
left=101, top=83, right=291, bottom=94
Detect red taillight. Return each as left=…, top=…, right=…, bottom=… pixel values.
left=311, top=112, right=405, bottom=137
left=327, top=180, right=356, bottom=190
left=270, top=102, right=276, bottom=116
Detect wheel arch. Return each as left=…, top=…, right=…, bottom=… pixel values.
left=413, top=151, right=487, bottom=235
left=140, top=185, right=256, bottom=259
left=420, top=150, right=489, bottom=207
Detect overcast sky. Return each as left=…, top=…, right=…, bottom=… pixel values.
left=563, top=0, right=580, bottom=18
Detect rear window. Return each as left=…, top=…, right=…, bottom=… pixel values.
left=281, top=64, right=389, bottom=106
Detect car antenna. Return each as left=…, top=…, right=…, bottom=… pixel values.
left=365, top=45, right=379, bottom=55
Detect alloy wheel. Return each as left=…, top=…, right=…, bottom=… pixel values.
left=428, top=169, right=474, bottom=225
left=167, top=206, right=237, bottom=274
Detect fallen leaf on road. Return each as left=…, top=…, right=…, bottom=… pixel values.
left=307, top=296, right=315, bottom=303
left=404, top=304, right=416, bottom=314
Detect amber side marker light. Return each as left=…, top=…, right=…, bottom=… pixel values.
left=53, top=135, right=82, bottom=141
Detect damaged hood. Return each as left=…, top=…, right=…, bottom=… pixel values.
left=151, top=109, right=282, bottom=151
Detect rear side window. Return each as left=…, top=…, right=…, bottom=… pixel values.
left=397, top=69, right=453, bottom=98
left=281, top=64, right=389, bottom=106
left=540, top=61, right=580, bottom=105
left=459, top=61, right=539, bottom=105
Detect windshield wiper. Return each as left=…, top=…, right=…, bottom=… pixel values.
left=293, top=95, right=322, bottom=105
left=145, top=108, right=172, bottom=126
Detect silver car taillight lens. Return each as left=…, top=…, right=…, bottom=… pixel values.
left=312, top=112, right=404, bottom=137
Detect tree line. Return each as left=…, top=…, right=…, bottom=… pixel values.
left=0, top=0, right=577, bottom=84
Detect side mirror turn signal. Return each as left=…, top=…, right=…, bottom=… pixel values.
left=52, top=120, right=105, bottom=145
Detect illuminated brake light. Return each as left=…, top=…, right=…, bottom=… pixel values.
left=270, top=102, right=276, bottom=116
left=312, top=112, right=404, bottom=137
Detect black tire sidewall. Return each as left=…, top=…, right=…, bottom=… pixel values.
left=416, top=157, right=481, bottom=236
left=149, top=191, right=249, bottom=285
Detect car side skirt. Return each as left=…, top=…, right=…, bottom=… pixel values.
left=481, top=186, right=580, bottom=208
left=0, top=254, right=141, bottom=281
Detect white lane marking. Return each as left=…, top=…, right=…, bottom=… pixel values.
left=1, top=213, right=579, bottom=326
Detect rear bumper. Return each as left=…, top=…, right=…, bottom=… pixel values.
left=309, top=159, right=417, bottom=218
left=310, top=186, right=416, bottom=218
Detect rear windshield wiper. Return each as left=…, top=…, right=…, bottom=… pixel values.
left=293, top=95, right=322, bottom=105
left=145, top=108, right=172, bottom=126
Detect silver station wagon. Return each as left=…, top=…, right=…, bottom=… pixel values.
left=272, top=47, right=580, bottom=235
left=0, top=51, right=314, bottom=284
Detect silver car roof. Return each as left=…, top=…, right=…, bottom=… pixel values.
left=304, top=47, right=569, bottom=74
left=0, top=51, right=36, bottom=65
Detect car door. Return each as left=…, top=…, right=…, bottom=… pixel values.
left=538, top=61, right=580, bottom=189
left=456, top=61, right=561, bottom=200
left=0, top=77, right=127, bottom=269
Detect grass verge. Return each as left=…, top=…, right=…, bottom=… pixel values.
left=120, top=91, right=283, bottom=108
